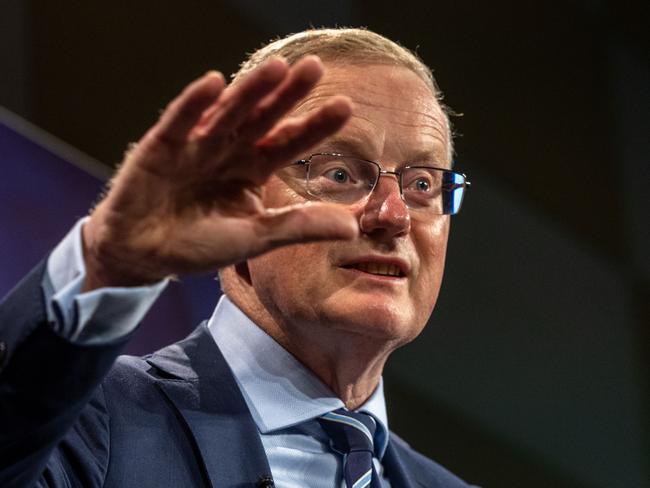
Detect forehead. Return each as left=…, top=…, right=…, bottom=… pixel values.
left=291, top=63, right=450, bottom=165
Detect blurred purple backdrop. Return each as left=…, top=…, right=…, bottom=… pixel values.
left=0, top=110, right=219, bottom=355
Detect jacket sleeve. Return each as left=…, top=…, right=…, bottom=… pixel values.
left=0, top=261, right=132, bottom=487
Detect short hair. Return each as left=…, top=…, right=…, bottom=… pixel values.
left=233, top=28, right=454, bottom=159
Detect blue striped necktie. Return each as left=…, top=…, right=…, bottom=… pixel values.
left=318, top=409, right=381, bottom=488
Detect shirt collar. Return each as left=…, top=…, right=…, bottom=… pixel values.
left=207, top=294, right=389, bottom=453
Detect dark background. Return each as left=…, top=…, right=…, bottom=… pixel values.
left=1, top=1, right=648, bottom=486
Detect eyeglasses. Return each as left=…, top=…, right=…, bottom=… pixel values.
left=288, top=153, right=471, bottom=215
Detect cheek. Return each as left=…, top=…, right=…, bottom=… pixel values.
left=420, top=216, right=449, bottom=266
left=412, top=219, right=450, bottom=307
left=262, top=176, right=303, bottom=208
left=249, top=247, right=303, bottom=294
left=247, top=243, right=332, bottom=314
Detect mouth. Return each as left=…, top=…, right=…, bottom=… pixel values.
left=340, top=258, right=408, bottom=278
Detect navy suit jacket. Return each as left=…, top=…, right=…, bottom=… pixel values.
left=0, top=261, right=475, bottom=487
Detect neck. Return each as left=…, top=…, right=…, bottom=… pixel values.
left=222, top=269, right=395, bottom=410
left=269, top=320, right=392, bottom=410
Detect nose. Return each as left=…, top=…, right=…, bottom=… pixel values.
left=358, top=175, right=411, bottom=239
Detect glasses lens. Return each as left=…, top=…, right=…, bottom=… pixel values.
left=306, top=155, right=377, bottom=204
left=402, top=168, right=466, bottom=215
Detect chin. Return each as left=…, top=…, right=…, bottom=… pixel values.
left=322, top=299, right=420, bottom=343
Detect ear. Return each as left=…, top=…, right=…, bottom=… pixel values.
left=219, top=262, right=253, bottom=292
left=235, top=261, right=252, bottom=285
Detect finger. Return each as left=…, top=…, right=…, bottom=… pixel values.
left=254, top=202, right=359, bottom=251
left=255, top=96, right=352, bottom=170
left=154, top=71, right=225, bottom=144
left=199, top=58, right=289, bottom=142
left=236, top=55, right=324, bottom=141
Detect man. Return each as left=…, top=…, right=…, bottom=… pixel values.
left=0, top=28, right=474, bottom=487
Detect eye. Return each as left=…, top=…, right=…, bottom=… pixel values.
left=405, top=174, right=434, bottom=193
left=414, top=178, right=430, bottom=192
left=325, top=167, right=350, bottom=184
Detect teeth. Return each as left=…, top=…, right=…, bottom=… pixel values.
left=353, top=262, right=402, bottom=276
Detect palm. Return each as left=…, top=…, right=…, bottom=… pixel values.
left=84, top=57, right=358, bottom=287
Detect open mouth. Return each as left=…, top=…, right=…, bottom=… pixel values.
left=342, top=262, right=406, bottom=277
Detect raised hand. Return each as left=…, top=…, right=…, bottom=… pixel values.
left=82, top=56, right=358, bottom=290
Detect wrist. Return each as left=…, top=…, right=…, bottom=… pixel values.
left=81, top=217, right=165, bottom=291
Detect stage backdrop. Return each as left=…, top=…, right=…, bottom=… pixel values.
left=0, top=107, right=217, bottom=354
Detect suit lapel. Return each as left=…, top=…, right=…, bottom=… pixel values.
left=383, top=439, right=419, bottom=488
left=147, top=324, right=273, bottom=488
left=384, top=435, right=449, bottom=488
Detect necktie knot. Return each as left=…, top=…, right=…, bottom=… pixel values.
left=318, top=408, right=380, bottom=488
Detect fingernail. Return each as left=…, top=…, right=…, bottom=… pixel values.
left=205, top=70, right=223, bottom=79
left=266, top=56, right=288, bottom=67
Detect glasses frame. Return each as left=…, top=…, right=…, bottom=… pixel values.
left=292, top=152, right=471, bottom=215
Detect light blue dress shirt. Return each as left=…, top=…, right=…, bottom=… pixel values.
left=208, top=295, right=391, bottom=487
left=44, top=219, right=393, bottom=487
left=44, top=218, right=167, bottom=343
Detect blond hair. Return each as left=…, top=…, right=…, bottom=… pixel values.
left=234, top=28, right=454, bottom=157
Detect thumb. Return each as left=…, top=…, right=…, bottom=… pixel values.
left=254, top=202, right=359, bottom=251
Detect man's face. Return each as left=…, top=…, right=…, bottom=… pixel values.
left=247, top=63, right=451, bottom=347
